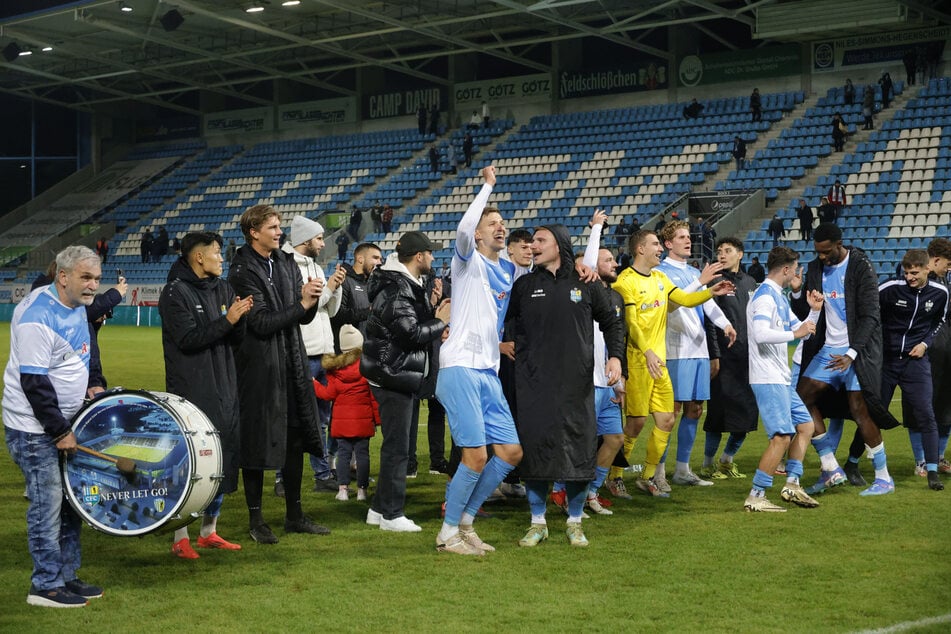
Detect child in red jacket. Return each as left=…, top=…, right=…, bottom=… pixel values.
left=314, top=325, right=379, bottom=501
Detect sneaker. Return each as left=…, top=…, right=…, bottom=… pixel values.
left=635, top=477, right=671, bottom=498
left=380, top=516, right=422, bottom=532
left=518, top=523, right=549, bottom=547
left=699, top=465, right=728, bottom=480
left=196, top=532, right=241, bottom=550
left=585, top=494, right=613, bottom=515
left=485, top=486, right=506, bottom=502
left=718, top=461, right=747, bottom=478
left=366, top=508, right=382, bottom=526
left=274, top=479, right=285, bottom=498
left=653, top=472, right=672, bottom=494
left=437, top=531, right=484, bottom=555
left=671, top=470, right=714, bottom=487
left=64, top=579, right=103, bottom=599
left=939, top=458, right=951, bottom=474
left=428, top=459, right=450, bottom=475
left=312, top=477, right=338, bottom=493
left=285, top=516, right=331, bottom=535
left=928, top=472, right=945, bottom=491
left=743, top=495, right=786, bottom=512
left=498, top=482, right=527, bottom=498
left=549, top=489, right=568, bottom=513
left=566, top=523, right=589, bottom=547
left=406, top=469, right=418, bottom=479
left=356, top=487, right=367, bottom=501
left=249, top=522, right=279, bottom=544
left=335, top=488, right=349, bottom=501
left=780, top=484, right=820, bottom=508
left=171, top=537, right=200, bottom=559
left=915, top=462, right=927, bottom=477
left=459, top=524, right=495, bottom=552
left=27, top=585, right=87, bottom=608
left=805, top=467, right=849, bottom=495
left=606, top=477, right=633, bottom=499
left=843, top=461, right=867, bottom=487
left=859, top=478, right=895, bottom=497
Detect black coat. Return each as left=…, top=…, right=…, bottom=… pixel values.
left=360, top=261, right=446, bottom=395
left=506, top=225, right=625, bottom=481
left=228, top=245, right=323, bottom=469
left=791, top=247, right=899, bottom=429
left=704, top=269, right=759, bottom=433
left=330, top=262, right=372, bottom=352
left=160, top=258, right=244, bottom=492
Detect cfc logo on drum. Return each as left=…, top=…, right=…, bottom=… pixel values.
left=82, top=485, right=101, bottom=504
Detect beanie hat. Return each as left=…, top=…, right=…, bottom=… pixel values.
left=338, top=324, right=364, bottom=352
left=395, top=231, right=435, bottom=257
left=290, top=215, right=324, bottom=246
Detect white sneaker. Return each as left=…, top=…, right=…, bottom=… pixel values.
left=671, top=470, right=714, bottom=487
left=366, top=508, right=382, bottom=526
left=498, top=482, right=527, bottom=498
left=743, top=495, right=786, bottom=512
left=356, top=487, right=367, bottom=501
left=335, top=488, right=349, bottom=501
left=380, top=515, right=422, bottom=532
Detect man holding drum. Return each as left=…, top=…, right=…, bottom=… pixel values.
left=3, top=246, right=104, bottom=608
left=160, top=232, right=253, bottom=558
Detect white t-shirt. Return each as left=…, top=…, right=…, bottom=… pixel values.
left=440, top=183, right=518, bottom=372
left=821, top=253, right=850, bottom=348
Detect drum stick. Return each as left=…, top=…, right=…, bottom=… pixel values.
left=76, top=445, right=137, bottom=478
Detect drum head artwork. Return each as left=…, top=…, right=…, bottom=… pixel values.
left=63, top=392, right=195, bottom=536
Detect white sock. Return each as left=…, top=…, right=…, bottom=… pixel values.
left=566, top=516, right=582, bottom=525
left=819, top=452, right=839, bottom=471
left=720, top=454, right=734, bottom=464
left=675, top=460, right=690, bottom=475
left=199, top=515, right=217, bottom=539
left=656, top=462, right=667, bottom=479
left=531, top=514, right=547, bottom=525
left=786, top=475, right=800, bottom=486
left=438, top=522, right=459, bottom=541
left=460, top=512, right=475, bottom=526
left=173, top=527, right=188, bottom=543
left=748, top=488, right=764, bottom=498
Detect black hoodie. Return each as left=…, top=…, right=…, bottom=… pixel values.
left=159, top=257, right=245, bottom=492
left=505, top=224, right=626, bottom=481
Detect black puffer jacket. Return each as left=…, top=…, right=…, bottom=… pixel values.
left=361, top=255, right=446, bottom=394
left=330, top=262, right=372, bottom=352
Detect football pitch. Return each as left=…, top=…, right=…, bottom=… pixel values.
left=0, top=324, right=949, bottom=633
left=99, top=443, right=170, bottom=464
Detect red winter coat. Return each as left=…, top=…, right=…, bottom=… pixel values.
left=313, top=349, right=379, bottom=438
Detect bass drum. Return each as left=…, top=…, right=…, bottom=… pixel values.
left=62, top=390, right=222, bottom=537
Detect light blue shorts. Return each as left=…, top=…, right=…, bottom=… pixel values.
left=803, top=345, right=861, bottom=392
left=667, top=358, right=711, bottom=402
left=436, top=366, right=520, bottom=448
left=595, top=386, right=623, bottom=436
left=751, top=384, right=797, bottom=438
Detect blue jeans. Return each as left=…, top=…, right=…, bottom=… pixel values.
left=5, top=427, right=82, bottom=591
left=308, top=356, right=334, bottom=480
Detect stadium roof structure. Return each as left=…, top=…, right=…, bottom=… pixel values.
left=0, top=0, right=947, bottom=116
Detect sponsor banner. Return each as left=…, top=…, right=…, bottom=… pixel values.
left=127, top=284, right=164, bottom=307
left=135, top=115, right=201, bottom=143
left=559, top=63, right=667, bottom=99
left=363, top=86, right=449, bottom=119
left=0, top=284, right=30, bottom=304
left=204, top=107, right=274, bottom=136
left=453, top=73, right=552, bottom=109
left=813, top=26, right=949, bottom=72
left=689, top=191, right=752, bottom=217
left=278, top=97, right=356, bottom=129
left=679, top=45, right=800, bottom=87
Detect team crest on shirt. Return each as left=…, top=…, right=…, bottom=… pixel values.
left=658, top=282, right=665, bottom=291
left=569, top=288, right=582, bottom=303
left=925, top=299, right=934, bottom=312
left=615, top=306, right=621, bottom=318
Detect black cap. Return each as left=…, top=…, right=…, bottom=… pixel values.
left=395, top=231, right=435, bottom=257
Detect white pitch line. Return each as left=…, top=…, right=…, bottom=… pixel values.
left=852, top=613, right=951, bottom=634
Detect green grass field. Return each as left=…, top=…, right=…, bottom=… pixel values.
left=1, top=324, right=950, bottom=633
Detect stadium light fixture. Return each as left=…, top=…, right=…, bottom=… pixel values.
left=282, top=1, right=301, bottom=6
left=246, top=4, right=265, bottom=13
left=42, top=46, right=53, bottom=52
left=119, top=2, right=133, bottom=12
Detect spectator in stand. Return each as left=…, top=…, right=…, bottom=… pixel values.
left=417, top=104, right=427, bottom=135
left=750, top=88, right=762, bottom=122
left=335, top=231, right=351, bottom=262
left=817, top=196, right=837, bottom=225
left=141, top=229, right=153, bottom=263
left=615, top=217, right=630, bottom=249
left=467, top=110, right=481, bottom=130
left=463, top=133, right=474, bottom=168
left=844, top=79, right=855, bottom=106
left=481, top=100, right=491, bottom=127
left=748, top=256, right=765, bottom=283
left=158, top=227, right=170, bottom=258
left=879, top=72, right=893, bottom=109
left=832, top=113, right=847, bottom=152
left=370, top=204, right=383, bottom=233
left=700, top=218, right=717, bottom=264
left=95, top=238, right=108, bottom=264
left=171, top=237, right=181, bottom=256
left=796, top=199, right=814, bottom=242
left=903, top=49, right=917, bottom=86
left=862, top=85, right=875, bottom=130
left=446, top=143, right=456, bottom=174
left=768, top=214, right=785, bottom=247
left=429, top=145, right=440, bottom=174
left=348, top=206, right=363, bottom=240
left=683, top=99, right=704, bottom=120
left=828, top=179, right=847, bottom=219
left=226, top=238, right=237, bottom=262
left=381, top=205, right=394, bottom=233
left=150, top=229, right=164, bottom=263
left=732, top=136, right=747, bottom=172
